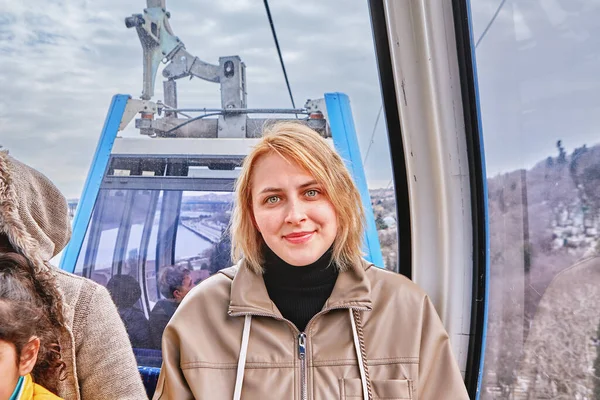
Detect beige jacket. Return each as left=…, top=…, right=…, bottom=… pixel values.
left=154, top=260, right=469, bottom=400
left=0, top=151, right=147, bottom=400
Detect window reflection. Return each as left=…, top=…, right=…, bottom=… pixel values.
left=175, top=191, right=233, bottom=279
left=73, top=188, right=233, bottom=364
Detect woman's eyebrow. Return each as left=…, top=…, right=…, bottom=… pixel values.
left=258, top=180, right=319, bottom=195
left=298, top=180, right=319, bottom=189
left=258, top=187, right=282, bottom=195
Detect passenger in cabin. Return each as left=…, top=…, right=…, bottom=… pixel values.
left=0, top=253, right=65, bottom=400
left=106, top=274, right=152, bottom=349
left=148, top=265, right=193, bottom=349
left=154, top=122, right=469, bottom=399
left=0, top=151, right=147, bottom=400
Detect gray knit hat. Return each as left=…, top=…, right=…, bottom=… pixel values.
left=0, top=150, right=71, bottom=270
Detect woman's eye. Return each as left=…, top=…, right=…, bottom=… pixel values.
left=266, top=196, right=279, bottom=204
left=306, top=190, right=319, bottom=197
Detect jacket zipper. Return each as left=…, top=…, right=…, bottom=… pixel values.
left=230, top=305, right=370, bottom=400
left=298, top=333, right=307, bottom=400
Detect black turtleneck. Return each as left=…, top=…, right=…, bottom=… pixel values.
left=263, top=246, right=338, bottom=332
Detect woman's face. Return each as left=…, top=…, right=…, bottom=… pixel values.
left=251, top=153, right=338, bottom=266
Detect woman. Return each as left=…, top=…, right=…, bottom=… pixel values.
left=0, top=151, right=147, bottom=399
left=154, top=122, right=469, bottom=399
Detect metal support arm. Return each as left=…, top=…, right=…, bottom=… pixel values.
left=162, top=46, right=220, bottom=83
left=126, top=0, right=221, bottom=100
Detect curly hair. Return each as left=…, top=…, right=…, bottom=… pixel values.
left=0, top=252, right=67, bottom=394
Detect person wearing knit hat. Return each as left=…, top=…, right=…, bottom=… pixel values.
left=0, top=150, right=147, bottom=400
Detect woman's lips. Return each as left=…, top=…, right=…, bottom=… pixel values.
left=283, top=231, right=315, bottom=244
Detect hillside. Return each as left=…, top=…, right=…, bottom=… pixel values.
left=483, top=142, right=600, bottom=398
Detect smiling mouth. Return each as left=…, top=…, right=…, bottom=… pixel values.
left=283, top=231, right=315, bottom=244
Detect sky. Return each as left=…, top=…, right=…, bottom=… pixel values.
left=0, top=0, right=599, bottom=198
left=471, top=0, right=600, bottom=177
left=0, top=0, right=391, bottom=198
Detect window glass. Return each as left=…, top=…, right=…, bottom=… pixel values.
left=73, top=189, right=127, bottom=284
left=470, top=1, right=600, bottom=397
left=72, top=189, right=235, bottom=359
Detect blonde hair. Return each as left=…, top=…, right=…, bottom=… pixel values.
left=230, top=121, right=365, bottom=274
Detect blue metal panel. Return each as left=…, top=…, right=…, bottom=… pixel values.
left=60, top=94, right=130, bottom=273
left=324, top=93, right=384, bottom=268
left=465, top=1, right=490, bottom=397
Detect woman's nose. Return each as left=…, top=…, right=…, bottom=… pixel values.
left=284, top=200, right=307, bottom=225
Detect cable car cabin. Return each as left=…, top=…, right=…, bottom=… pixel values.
left=59, top=103, right=387, bottom=395
left=46, top=0, right=600, bottom=398
left=57, top=3, right=384, bottom=396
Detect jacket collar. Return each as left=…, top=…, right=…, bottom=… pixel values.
left=225, top=259, right=373, bottom=318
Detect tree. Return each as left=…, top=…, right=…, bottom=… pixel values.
left=375, top=214, right=388, bottom=230
left=518, top=261, right=600, bottom=399
left=569, top=144, right=588, bottom=186
left=582, top=163, right=600, bottom=217
left=557, top=140, right=567, bottom=164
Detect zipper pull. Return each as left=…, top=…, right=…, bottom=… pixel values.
left=298, top=333, right=306, bottom=360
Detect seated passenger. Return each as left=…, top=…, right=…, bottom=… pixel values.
left=106, top=274, right=152, bottom=349
left=0, top=253, right=66, bottom=400
left=148, top=265, right=193, bottom=349
left=0, top=151, right=146, bottom=399
left=154, top=123, right=469, bottom=399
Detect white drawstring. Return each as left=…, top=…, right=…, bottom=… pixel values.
left=233, top=315, right=252, bottom=400
left=349, top=309, right=369, bottom=400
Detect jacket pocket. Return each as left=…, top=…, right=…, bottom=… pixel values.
left=339, top=378, right=413, bottom=399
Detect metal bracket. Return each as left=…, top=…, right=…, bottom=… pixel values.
left=162, top=47, right=220, bottom=83
left=119, top=99, right=157, bottom=131
left=126, top=1, right=182, bottom=100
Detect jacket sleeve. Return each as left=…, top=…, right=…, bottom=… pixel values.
left=74, top=282, right=148, bottom=400
left=417, top=295, right=469, bottom=400
left=152, top=317, right=194, bottom=400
